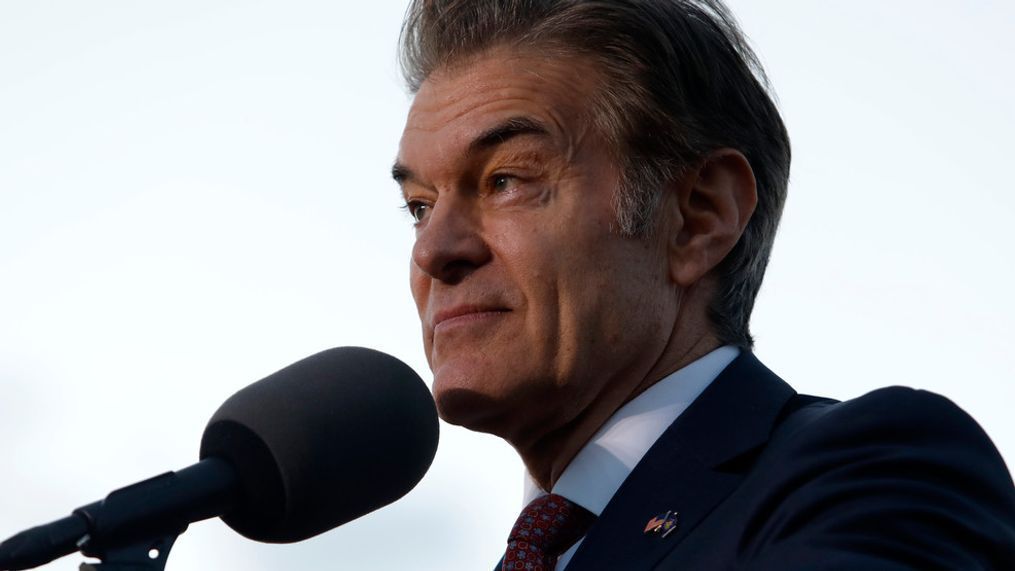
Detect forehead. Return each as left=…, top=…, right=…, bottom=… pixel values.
left=398, top=48, right=602, bottom=168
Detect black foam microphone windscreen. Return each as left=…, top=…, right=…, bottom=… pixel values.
left=199, top=346, right=438, bottom=543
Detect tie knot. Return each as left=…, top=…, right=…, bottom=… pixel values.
left=503, top=493, right=595, bottom=570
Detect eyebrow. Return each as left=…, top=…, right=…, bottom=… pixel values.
left=391, top=115, right=550, bottom=187
left=391, top=163, right=412, bottom=185
left=467, top=116, right=550, bottom=155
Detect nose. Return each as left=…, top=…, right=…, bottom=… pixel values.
left=411, top=195, right=491, bottom=284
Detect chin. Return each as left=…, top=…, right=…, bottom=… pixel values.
left=433, top=385, right=507, bottom=434
left=430, top=358, right=534, bottom=439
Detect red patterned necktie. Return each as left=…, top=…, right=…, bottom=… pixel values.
left=501, top=493, right=596, bottom=571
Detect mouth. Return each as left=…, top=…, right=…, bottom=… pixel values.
left=432, top=305, right=511, bottom=333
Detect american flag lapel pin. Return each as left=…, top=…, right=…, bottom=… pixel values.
left=643, top=510, right=679, bottom=538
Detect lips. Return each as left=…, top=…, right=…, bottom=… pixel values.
left=432, top=305, right=510, bottom=331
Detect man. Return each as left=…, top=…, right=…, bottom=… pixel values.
left=392, top=0, right=1015, bottom=569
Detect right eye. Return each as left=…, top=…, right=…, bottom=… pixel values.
left=406, top=201, right=431, bottom=224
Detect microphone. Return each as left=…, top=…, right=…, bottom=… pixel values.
left=0, top=347, right=439, bottom=570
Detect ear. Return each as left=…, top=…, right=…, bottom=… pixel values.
left=667, top=148, right=757, bottom=287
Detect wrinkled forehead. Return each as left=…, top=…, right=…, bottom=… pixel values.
left=397, top=48, right=603, bottom=169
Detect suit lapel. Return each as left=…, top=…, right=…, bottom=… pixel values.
left=565, top=352, right=795, bottom=569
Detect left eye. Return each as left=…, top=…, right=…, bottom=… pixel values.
left=491, top=174, right=513, bottom=191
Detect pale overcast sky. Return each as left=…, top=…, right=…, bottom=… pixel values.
left=1, top=2, right=1012, bottom=570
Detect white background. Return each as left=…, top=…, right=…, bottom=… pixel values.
left=1, top=2, right=1012, bottom=570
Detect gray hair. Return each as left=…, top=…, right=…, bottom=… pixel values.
left=399, top=0, right=791, bottom=349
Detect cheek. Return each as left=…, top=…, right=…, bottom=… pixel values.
left=409, top=264, right=435, bottom=359
left=491, top=222, right=560, bottom=318
left=506, top=227, right=607, bottom=370
left=409, top=262, right=428, bottom=314
left=553, top=264, right=614, bottom=359
left=555, top=236, right=668, bottom=356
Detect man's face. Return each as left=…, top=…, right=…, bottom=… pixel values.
left=396, top=48, right=677, bottom=445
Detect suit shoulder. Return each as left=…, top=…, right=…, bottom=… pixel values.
left=735, top=387, right=1015, bottom=568
left=837, top=385, right=981, bottom=419
left=777, top=386, right=1001, bottom=452
left=764, top=385, right=1014, bottom=504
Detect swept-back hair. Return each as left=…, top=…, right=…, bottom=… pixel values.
left=399, top=0, right=791, bottom=349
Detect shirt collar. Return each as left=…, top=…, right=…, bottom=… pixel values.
left=523, top=345, right=741, bottom=515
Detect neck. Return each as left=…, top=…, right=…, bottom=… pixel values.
left=517, top=325, right=721, bottom=492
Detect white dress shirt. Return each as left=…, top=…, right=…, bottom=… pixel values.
left=521, top=345, right=740, bottom=570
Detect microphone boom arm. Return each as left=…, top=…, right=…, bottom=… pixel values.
left=0, top=458, right=236, bottom=571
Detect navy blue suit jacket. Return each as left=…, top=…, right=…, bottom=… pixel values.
left=524, top=353, right=1014, bottom=570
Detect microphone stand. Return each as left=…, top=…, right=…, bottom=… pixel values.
left=71, top=459, right=234, bottom=571
left=78, top=531, right=181, bottom=571
left=0, top=460, right=234, bottom=571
